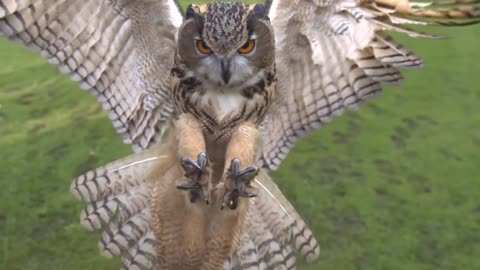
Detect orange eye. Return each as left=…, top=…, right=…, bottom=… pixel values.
left=196, top=40, right=212, bottom=54
left=238, top=40, right=255, bottom=54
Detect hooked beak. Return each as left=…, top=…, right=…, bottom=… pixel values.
left=220, top=59, right=231, bottom=85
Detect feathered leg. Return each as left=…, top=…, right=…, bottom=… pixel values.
left=200, top=188, right=253, bottom=270
left=221, top=122, right=260, bottom=210
left=173, top=113, right=212, bottom=204
left=149, top=142, right=252, bottom=270
left=71, top=131, right=319, bottom=269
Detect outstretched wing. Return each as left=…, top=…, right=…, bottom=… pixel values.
left=0, top=0, right=183, bottom=151
left=259, top=0, right=480, bottom=169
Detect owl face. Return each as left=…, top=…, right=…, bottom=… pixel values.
left=176, top=2, right=275, bottom=89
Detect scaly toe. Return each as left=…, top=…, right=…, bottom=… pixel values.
left=176, top=180, right=199, bottom=191
left=180, top=157, right=204, bottom=176
left=222, top=159, right=260, bottom=210
left=177, top=152, right=210, bottom=204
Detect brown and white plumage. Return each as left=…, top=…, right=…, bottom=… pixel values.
left=71, top=137, right=318, bottom=269
left=1, top=0, right=479, bottom=269
left=70, top=144, right=163, bottom=268
left=0, top=0, right=183, bottom=150
left=259, top=0, right=480, bottom=169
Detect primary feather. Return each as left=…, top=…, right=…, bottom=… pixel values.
left=0, top=0, right=182, bottom=151
left=260, top=0, right=480, bottom=170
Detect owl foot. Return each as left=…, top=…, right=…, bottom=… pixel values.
left=221, top=158, right=259, bottom=210
left=176, top=152, right=211, bottom=204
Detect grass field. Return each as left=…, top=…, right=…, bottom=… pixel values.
left=1, top=1, right=480, bottom=270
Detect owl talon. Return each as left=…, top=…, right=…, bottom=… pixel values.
left=176, top=180, right=200, bottom=191
left=221, top=159, right=259, bottom=210
left=177, top=152, right=211, bottom=204
left=180, top=153, right=207, bottom=175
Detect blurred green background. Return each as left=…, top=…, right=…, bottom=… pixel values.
left=1, top=1, right=480, bottom=269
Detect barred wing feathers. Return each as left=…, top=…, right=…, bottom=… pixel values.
left=260, top=0, right=480, bottom=169
left=0, top=0, right=184, bottom=151
left=226, top=170, right=320, bottom=269
left=73, top=145, right=319, bottom=270
left=70, top=143, right=173, bottom=269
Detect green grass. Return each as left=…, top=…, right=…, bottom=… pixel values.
left=1, top=1, right=480, bottom=269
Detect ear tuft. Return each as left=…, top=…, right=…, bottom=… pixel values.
left=253, top=4, right=267, bottom=19
left=186, top=5, right=195, bottom=19
left=247, top=4, right=270, bottom=34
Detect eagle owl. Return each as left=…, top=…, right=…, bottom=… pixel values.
left=0, top=0, right=479, bottom=269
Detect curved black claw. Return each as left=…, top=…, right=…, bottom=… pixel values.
left=221, top=158, right=259, bottom=210
left=176, top=152, right=210, bottom=204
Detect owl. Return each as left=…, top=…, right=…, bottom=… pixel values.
left=1, top=0, right=479, bottom=269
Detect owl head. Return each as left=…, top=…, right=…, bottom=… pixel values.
left=176, top=2, right=275, bottom=89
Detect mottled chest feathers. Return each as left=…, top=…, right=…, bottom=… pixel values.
left=205, top=81, right=272, bottom=126
left=200, top=90, right=245, bottom=121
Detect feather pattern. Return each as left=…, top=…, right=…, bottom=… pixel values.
left=260, top=0, right=480, bottom=170
left=3, top=1, right=318, bottom=268
left=225, top=170, right=319, bottom=269
left=254, top=171, right=320, bottom=263
left=0, top=0, right=184, bottom=151
left=3, top=0, right=478, bottom=269
left=120, top=230, right=158, bottom=270
left=227, top=234, right=265, bottom=270
left=71, top=144, right=165, bottom=268
left=73, top=144, right=318, bottom=270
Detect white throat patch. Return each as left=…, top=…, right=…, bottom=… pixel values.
left=200, top=91, right=244, bottom=121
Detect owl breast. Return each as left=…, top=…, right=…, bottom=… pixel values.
left=171, top=65, right=275, bottom=142
left=199, top=90, right=245, bottom=121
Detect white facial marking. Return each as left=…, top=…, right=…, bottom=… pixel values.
left=196, top=54, right=259, bottom=90
left=229, top=56, right=254, bottom=85
left=191, top=31, right=267, bottom=120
